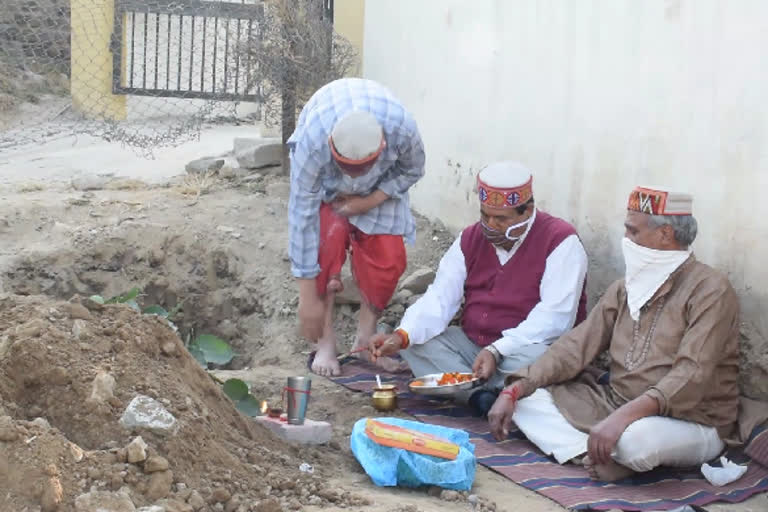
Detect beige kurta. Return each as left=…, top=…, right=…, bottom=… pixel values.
left=510, top=256, right=746, bottom=439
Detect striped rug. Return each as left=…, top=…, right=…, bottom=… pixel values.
left=330, top=360, right=768, bottom=511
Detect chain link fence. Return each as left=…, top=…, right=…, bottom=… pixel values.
left=0, top=0, right=321, bottom=156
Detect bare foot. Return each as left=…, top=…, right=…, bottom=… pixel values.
left=311, top=341, right=341, bottom=377
left=583, top=455, right=636, bottom=482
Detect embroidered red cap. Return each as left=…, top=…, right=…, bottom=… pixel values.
left=627, top=186, right=693, bottom=216
left=477, top=161, right=534, bottom=208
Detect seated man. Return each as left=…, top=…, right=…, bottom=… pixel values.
left=369, top=161, right=588, bottom=415
left=488, top=186, right=738, bottom=481
left=288, top=78, right=426, bottom=377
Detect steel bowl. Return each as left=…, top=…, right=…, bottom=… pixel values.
left=407, top=373, right=484, bottom=396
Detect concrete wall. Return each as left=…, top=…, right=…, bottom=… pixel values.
left=363, top=0, right=768, bottom=397
left=334, top=0, right=365, bottom=75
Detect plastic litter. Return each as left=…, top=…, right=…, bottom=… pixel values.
left=701, top=456, right=747, bottom=486
left=350, top=417, right=476, bottom=490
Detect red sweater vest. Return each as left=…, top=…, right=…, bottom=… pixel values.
left=460, top=211, right=587, bottom=347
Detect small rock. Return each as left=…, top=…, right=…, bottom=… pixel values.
left=41, top=475, right=64, bottom=512
left=217, top=225, right=235, bottom=234
left=399, top=268, right=436, bottom=294
left=120, top=395, right=177, bottom=435
left=31, top=417, right=51, bottom=429
left=391, top=289, right=413, bottom=305
left=114, top=447, right=128, bottom=463
left=62, top=302, right=92, bottom=320
left=90, top=372, right=116, bottom=403
left=72, top=319, right=88, bottom=340
left=156, top=499, right=193, bottom=512
left=307, top=495, right=322, bottom=506
left=334, top=274, right=361, bottom=305
left=136, top=507, right=164, bottom=512
left=406, top=293, right=423, bottom=307
left=144, top=456, right=170, bottom=473
left=211, top=487, right=231, bottom=503
left=146, top=470, right=174, bottom=501
left=187, top=490, right=205, bottom=511
left=74, top=490, right=136, bottom=511
left=87, top=467, right=102, bottom=479
left=70, top=443, right=85, bottom=462
left=185, top=157, right=225, bottom=175
left=440, top=490, right=460, bottom=501
left=72, top=175, right=111, bottom=191
left=160, top=340, right=177, bottom=356
left=233, top=138, right=282, bottom=169
left=224, top=495, right=242, bottom=512
left=388, top=304, right=405, bottom=316
left=0, top=415, right=18, bottom=442
left=126, top=436, right=148, bottom=463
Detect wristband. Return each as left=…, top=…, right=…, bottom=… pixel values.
left=500, top=386, right=520, bottom=402
left=394, top=329, right=410, bottom=349
left=483, top=345, right=502, bottom=364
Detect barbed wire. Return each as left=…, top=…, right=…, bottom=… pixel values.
left=0, top=0, right=290, bottom=156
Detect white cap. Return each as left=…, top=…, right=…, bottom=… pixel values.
left=331, top=111, right=383, bottom=161
left=478, top=161, right=533, bottom=188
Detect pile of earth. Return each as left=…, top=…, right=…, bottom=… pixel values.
left=0, top=294, right=370, bottom=512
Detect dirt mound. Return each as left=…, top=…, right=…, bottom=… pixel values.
left=0, top=294, right=369, bottom=511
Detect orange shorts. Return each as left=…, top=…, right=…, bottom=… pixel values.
left=316, top=203, right=407, bottom=311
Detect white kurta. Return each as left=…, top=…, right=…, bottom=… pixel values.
left=398, top=212, right=588, bottom=357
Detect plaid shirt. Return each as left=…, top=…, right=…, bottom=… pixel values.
left=287, top=79, right=426, bottom=279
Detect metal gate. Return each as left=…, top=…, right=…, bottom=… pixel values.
left=111, top=0, right=265, bottom=102
left=110, top=0, right=335, bottom=102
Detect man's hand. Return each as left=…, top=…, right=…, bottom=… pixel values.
left=368, top=333, right=402, bottom=363
left=472, top=349, right=497, bottom=380
left=332, top=190, right=389, bottom=217
left=297, top=279, right=325, bottom=340
left=587, top=411, right=630, bottom=465
left=488, top=380, right=527, bottom=441
left=586, top=394, right=659, bottom=465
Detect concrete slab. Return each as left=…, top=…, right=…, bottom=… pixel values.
left=254, top=416, right=332, bottom=445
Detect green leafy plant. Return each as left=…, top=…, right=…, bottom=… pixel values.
left=222, top=378, right=263, bottom=417
left=89, top=287, right=140, bottom=311
left=188, top=334, right=234, bottom=367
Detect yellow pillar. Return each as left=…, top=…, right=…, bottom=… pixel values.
left=70, top=0, right=126, bottom=120
left=333, top=0, right=365, bottom=76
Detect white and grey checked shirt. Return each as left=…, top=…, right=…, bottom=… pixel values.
left=287, top=79, right=426, bottom=279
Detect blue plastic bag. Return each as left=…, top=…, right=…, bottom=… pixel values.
left=350, top=417, right=476, bottom=490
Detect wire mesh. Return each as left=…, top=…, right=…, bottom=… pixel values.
left=0, top=0, right=268, bottom=156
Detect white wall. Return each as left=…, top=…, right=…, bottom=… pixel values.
left=363, top=0, right=768, bottom=344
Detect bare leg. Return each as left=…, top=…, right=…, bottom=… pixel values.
left=353, top=301, right=408, bottom=373
left=310, top=294, right=341, bottom=377
left=583, top=455, right=635, bottom=482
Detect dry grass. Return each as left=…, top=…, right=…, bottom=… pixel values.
left=16, top=181, right=45, bottom=193
left=177, top=171, right=219, bottom=205
left=105, top=179, right=148, bottom=191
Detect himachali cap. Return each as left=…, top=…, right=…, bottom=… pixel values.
left=627, top=186, right=693, bottom=216
left=477, top=161, right=534, bottom=208
left=329, top=111, right=385, bottom=175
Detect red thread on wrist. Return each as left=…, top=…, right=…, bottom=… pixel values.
left=395, top=329, right=410, bottom=349
left=500, top=386, right=519, bottom=402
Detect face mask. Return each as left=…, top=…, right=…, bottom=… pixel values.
left=621, top=237, right=690, bottom=320
left=481, top=217, right=532, bottom=246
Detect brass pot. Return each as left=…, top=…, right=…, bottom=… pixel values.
left=372, top=385, right=398, bottom=412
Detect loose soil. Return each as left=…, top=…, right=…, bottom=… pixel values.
left=0, top=172, right=762, bottom=512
